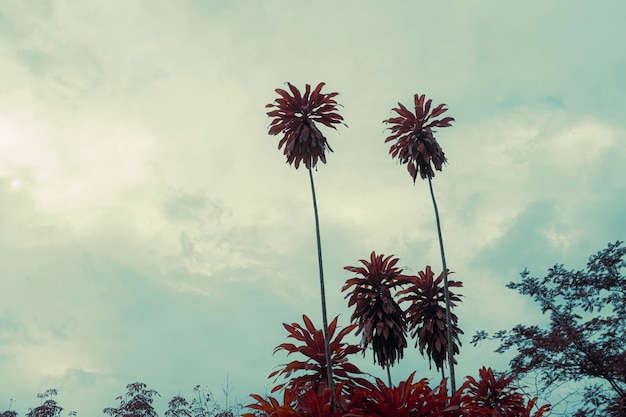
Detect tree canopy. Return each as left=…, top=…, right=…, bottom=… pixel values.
left=473, top=241, right=626, bottom=416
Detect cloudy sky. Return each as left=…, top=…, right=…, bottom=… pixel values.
left=1, top=1, right=625, bottom=415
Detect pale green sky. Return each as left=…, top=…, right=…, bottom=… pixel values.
left=1, top=1, right=625, bottom=415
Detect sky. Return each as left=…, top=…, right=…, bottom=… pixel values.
left=1, top=1, right=625, bottom=415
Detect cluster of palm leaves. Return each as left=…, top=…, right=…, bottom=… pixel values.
left=342, top=253, right=463, bottom=382
left=398, top=266, right=464, bottom=374
left=343, top=253, right=409, bottom=371
left=268, top=315, right=372, bottom=397
left=266, top=82, right=345, bottom=170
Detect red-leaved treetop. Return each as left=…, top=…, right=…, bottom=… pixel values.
left=266, top=82, right=344, bottom=169
left=269, top=315, right=371, bottom=397
left=348, top=372, right=450, bottom=417
left=397, top=266, right=463, bottom=374
left=460, top=367, right=551, bottom=417
left=343, top=252, right=408, bottom=371
left=383, top=93, right=454, bottom=182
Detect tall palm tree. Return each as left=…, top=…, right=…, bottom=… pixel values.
left=383, top=93, right=458, bottom=392
left=266, top=82, right=346, bottom=408
left=343, top=252, right=408, bottom=386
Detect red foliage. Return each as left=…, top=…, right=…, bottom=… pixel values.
left=245, top=384, right=348, bottom=417
left=297, top=384, right=349, bottom=417
left=343, top=252, right=409, bottom=368
left=266, top=82, right=344, bottom=169
left=247, top=367, right=551, bottom=417
left=459, top=367, right=550, bottom=417
left=383, top=94, right=454, bottom=182
left=269, top=315, right=371, bottom=397
left=347, top=373, right=453, bottom=417
left=397, top=266, right=463, bottom=372
left=244, top=390, right=299, bottom=417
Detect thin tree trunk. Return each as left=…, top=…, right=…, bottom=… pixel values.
left=308, top=167, right=336, bottom=409
left=428, top=176, right=457, bottom=394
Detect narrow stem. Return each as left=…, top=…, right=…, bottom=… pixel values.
left=428, top=176, right=457, bottom=394
left=386, top=365, right=393, bottom=387
left=308, top=167, right=337, bottom=409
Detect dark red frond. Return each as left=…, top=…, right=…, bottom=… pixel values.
left=244, top=389, right=299, bottom=417
left=270, top=315, right=366, bottom=397
left=384, top=93, right=454, bottom=182
left=266, top=82, right=345, bottom=169
left=398, top=267, right=463, bottom=372
left=349, top=372, right=450, bottom=417
left=343, top=252, right=409, bottom=368
left=458, top=367, right=549, bottom=417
